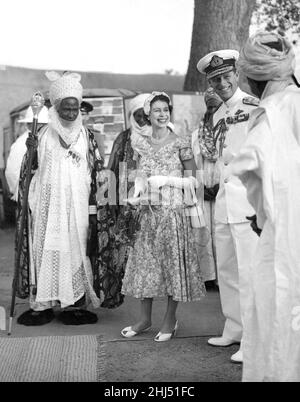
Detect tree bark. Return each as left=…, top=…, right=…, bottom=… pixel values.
left=184, top=0, right=256, bottom=92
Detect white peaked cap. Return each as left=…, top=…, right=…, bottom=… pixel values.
left=197, top=49, right=239, bottom=79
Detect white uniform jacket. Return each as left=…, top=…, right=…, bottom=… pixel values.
left=213, top=88, right=258, bottom=223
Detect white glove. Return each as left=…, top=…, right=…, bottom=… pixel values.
left=133, top=176, right=148, bottom=197
left=147, top=175, right=169, bottom=189
left=167, top=176, right=200, bottom=189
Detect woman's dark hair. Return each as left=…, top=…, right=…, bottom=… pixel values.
left=150, top=94, right=173, bottom=114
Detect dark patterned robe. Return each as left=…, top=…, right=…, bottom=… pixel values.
left=96, top=128, right=140, bottom=308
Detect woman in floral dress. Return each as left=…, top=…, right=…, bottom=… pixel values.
left=121, top=92, right=208, bottom=341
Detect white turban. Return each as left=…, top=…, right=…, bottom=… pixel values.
left=129, top=93, right=151, bottom=137
left=46, top=71, right=83, bottom=146
left=238, top=31, right=295, bottom=81
left=46, top=71, right=83, bottom=106
left=238, top=31, right=296, bottom=98
left=129, top=93, right=151, bottom=116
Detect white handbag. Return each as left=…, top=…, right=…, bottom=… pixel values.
left=185, top=184, right=206, bottom=228
left=186, top=202, right=206, bottom=228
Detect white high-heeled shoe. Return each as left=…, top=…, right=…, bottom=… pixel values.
left=121, top=325, right=151, bottom=338
left=154, top=320, right=179, bottom=342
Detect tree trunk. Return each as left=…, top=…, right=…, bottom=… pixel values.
left=184, top=0, right=256, bottom=92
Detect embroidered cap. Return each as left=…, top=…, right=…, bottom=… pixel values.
left=197, top=49, right=239, bottom=79
left=46, top=71, right=83, bottom=106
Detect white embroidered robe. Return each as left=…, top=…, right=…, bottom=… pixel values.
left=28, top=126, right=99, bottom=309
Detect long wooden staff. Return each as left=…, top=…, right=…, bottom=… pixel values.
left=8, top=92, right=45, bottom=335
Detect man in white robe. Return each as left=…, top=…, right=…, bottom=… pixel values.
left=5, top=106, right=48, bottom=201
left=17, top=72, right=102, bottom=326
left=231, top=31, right=300, bottom=381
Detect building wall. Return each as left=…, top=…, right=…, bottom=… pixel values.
left=0, top=65, right=185, bottom=169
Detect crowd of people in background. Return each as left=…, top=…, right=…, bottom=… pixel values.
left=4, top=30, right=300, bottom=382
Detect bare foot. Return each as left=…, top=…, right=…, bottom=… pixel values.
left=131, top=320, right=152, bottom=333
left=159, top=318, right=177, bottom=335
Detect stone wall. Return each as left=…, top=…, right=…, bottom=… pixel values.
left=0, top=65, right=185, bottom=168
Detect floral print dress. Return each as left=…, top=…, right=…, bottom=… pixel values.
left=121, top=133, right=207, bottom=302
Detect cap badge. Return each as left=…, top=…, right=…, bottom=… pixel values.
left=210, top=55, right=224, bottom=68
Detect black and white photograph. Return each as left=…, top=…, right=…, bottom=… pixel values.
left=0, top=0, right=300, bottom=385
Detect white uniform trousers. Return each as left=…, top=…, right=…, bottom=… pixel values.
left=215, top=221, right=258, bottom=342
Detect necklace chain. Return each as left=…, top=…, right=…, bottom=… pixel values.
left=151, top=130, right=169, bottom=144
left=59, top=131, right=80, bottom=149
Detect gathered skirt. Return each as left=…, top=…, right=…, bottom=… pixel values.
left=122, top=206, right=208, bottom=302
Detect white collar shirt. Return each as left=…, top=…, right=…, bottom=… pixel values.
left=212, top=87, right=257, bottom=223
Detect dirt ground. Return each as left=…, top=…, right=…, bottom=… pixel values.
left=0, top=226, right=242, bottom=382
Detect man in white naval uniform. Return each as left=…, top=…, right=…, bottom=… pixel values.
left=197, top=50, right=259, bottom=363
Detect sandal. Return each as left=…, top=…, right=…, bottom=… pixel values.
left=121, top=325, right=151, bottom=338
left=154, top=321, right=179, bottom=342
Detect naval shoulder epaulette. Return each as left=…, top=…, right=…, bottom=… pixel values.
left=242, top=96, right=259, bottom=107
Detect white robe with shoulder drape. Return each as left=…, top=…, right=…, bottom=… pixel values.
left=231, top=85, right=300, bottom=382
